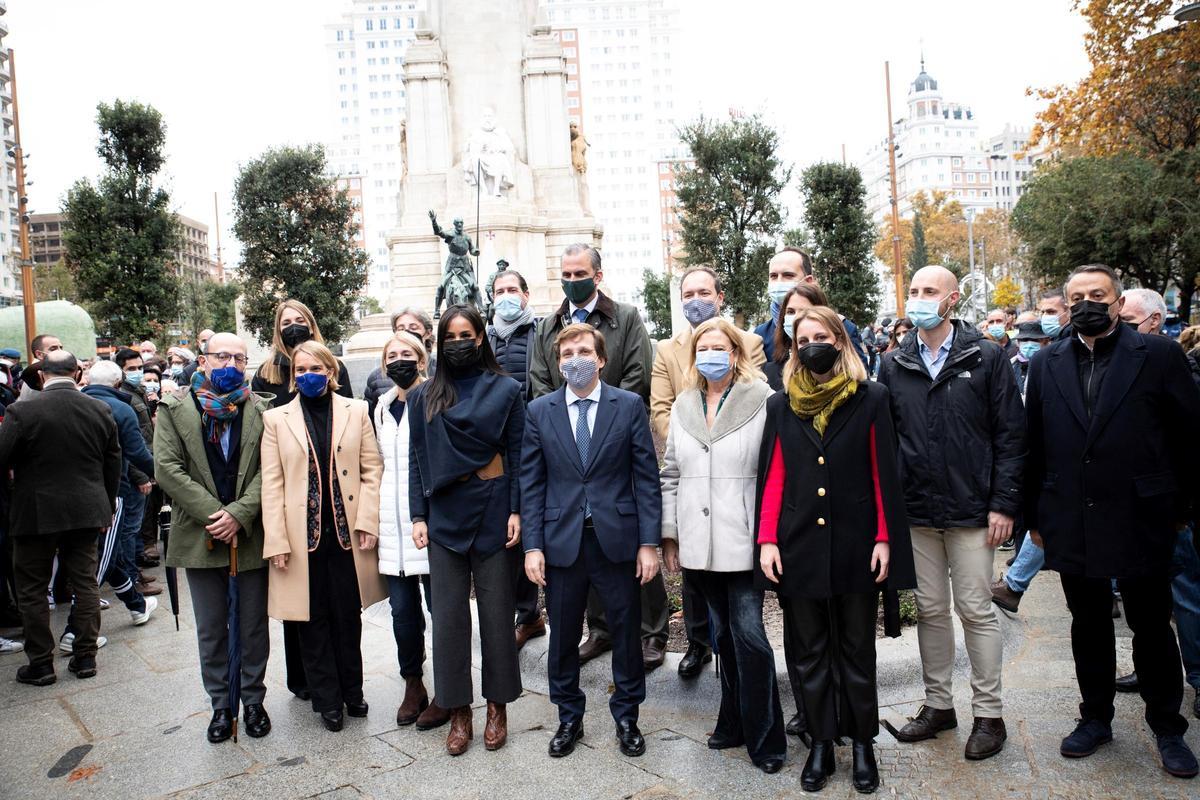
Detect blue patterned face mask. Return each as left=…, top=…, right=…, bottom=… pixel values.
left=683, top=299, right=718, bottom=326
left=560, top=356, right=598, bottom=390
left=295, top=372, right=328, bottom=398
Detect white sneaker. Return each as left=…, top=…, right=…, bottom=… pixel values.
left=0, top=636, right=23, bottom=654
left=130, top=596, right=157, bottom=626
left=99, top=598, right=111, bottom=610
left=57, top=632, right=109, bottom=654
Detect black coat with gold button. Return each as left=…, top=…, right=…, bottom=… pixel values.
left=753, top=380, right=916, bottom=600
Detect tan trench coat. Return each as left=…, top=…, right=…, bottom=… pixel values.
left=260, top=394, right=387, bottom=621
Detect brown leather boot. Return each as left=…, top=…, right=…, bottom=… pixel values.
left=396, top=677, right=429, bottom=727
left=964, top=717, right=1007, bottom=761
left=416, top=700, right=451, bottom=731
left=484, top=702, right=508, bottom=751
left=893, top=705, right=958, bottom=742
left=446, top=706, right=473, bottom=756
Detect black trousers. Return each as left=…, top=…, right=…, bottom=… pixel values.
left=585, top=569, right=669, bottom=646
left=296, top=533, right=364, bottom=714
left=508, top=542, right=541, bottom=626
left=681, top=570, right=712, bottom=648
left=547, top=524, right=644, bottom=725
left=1060, top=573, right=1187, bottom=736
left=13, top=530, right=100, bottom=668
left=782, top=591, right=879, bottom=742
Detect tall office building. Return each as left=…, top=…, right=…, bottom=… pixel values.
left=323, top=0, right=427, bottom=302
left=548, top=0, right=684, bottom=306
left=0, top=3, right=21, bottom=307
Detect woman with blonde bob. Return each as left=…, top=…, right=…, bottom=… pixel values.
left=261, top=340, right=387, bottom=733
left=659, top=317, right=786, bottom=773
left=755, top=306, right=916, bottom=793
left=372, top=332, right=439, bottom=729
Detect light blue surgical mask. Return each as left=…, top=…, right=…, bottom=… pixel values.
left=1040, top=314, right=1062, bottom=338
left=1018, top=341, right=1041, bottom=361
left=987, top=324, right=1006, bottom=340
left=695, top=350, right=732, bottom=382
left=494, top=294, right=525, bottom=322
left=767, top=281, right=796, bottom=307
left=782, top=314, right=797, bottom=340
left=124, top=370, right=144, bottom=387
left=905, top=297, right=946, bottom=331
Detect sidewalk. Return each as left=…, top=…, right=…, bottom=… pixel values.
left=1, top=552, right=1197, bottom=799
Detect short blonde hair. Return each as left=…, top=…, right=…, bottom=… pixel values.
left=381, top=332, right=428, bottom=377
left=289, top=340, right=341, bottom=392
left=687, top=318, right=764, bottom=390
left=786, top=306, right=867, bottom=383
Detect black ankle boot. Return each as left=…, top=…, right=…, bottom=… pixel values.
left=852, top=740, right=879, bottom=793
left=801, top=739, right=836, bottom=792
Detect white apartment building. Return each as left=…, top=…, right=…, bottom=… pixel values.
left=547, top=0, right=684, bottom=306
left=985, top=123, right=1037, bottom=212
left=323, top=0, right=427, bottom=302
left=0, top=2, right=21, bottom=307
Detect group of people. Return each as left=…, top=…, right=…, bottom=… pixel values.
left=1, top=242, right=1198, bottom=795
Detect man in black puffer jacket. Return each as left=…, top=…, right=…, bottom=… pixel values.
left=878, top=265, right=1026, bottom=763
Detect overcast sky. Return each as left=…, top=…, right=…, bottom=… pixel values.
left=8, top=0, right=1090, bottom=263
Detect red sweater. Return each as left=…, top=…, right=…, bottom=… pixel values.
left=757, top=425, right=890, bottom=545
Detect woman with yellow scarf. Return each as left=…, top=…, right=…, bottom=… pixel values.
left=754, top=306, right=916, bottom=794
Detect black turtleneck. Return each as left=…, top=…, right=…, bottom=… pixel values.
left=299, top=391, right=335, bottom=534
left=449, top=365, right=484, bottom=402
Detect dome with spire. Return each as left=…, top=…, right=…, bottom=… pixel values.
left=911, top=57, right=938, bottom=93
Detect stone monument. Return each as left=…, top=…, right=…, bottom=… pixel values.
left=384, top=2, right=602, bottom=317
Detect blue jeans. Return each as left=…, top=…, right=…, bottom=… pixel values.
left=386, top=573, right=432, bottom=678
left=1004, top=535, right=1045, bottom=594
left=1171, top=526, right=1200, bottom=690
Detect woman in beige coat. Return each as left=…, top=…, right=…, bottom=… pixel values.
left=261, top=341, right=387, bottom=732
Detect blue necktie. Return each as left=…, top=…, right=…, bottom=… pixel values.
left=575, top=398, right=592, bottom=517
left=573, top=308, right=588, bottom=324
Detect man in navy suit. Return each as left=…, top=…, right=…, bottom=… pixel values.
left=520, top=322, right=662, bottom=759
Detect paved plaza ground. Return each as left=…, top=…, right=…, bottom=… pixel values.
left=2, top=551, right=1199, bottom=799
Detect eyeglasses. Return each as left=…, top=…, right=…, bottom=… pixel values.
left=207, top=352, right=248, bottom=366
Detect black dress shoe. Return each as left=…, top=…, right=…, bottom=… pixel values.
left=786, top=711, right=807, bottom=737
left=616, top=719, right=646, bottom=757
left=852, top=740, right=879, bottom=793
left=677, top=642, right=712, bottom=679
left=892, top=705, right=957, bottom=742
left=321, top=709, right=345, bottom=732
left=207, top=709, right=234, bottom=743
left=1114, top=672, right=1139, bottom=693
left=1158, top=734, right=1200, bottom=778
left=244, top=703, right=271, bottom=738
left=706, top=731, right=744, bottom=750
left=801, top=739, right=836, bottom=792
left=15, top=662, right=56, bottom=686
left=1193, top=688, right=1200, bottom=720
left=68, top=655, right=97, bottom=679
left=548, top=720, right=584, bottom=758
left=757, top=757, right=784, bottom=774
left=346, top=699, right=369, bottom=718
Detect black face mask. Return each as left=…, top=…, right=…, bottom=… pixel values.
left=442, top=339, right=481, bottom=370
left=386, top=358, right=420, bottom=389
left=281, top=323, right=312, bottom=349
left=1069, top=300, right=1114, bottom=337
left=797, top=342, right=840, bottom=375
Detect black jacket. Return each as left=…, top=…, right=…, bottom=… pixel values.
left=753, top=380, right=916, bottom=600
left=878, top=320, right=1026, bottom=529
left=0, top=382, right=122, bottom=535
left=488, top=321, right=538, bottom=402
left=1024, top=324, right=1200, bottom=578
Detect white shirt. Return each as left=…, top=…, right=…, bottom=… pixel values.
left=565, top=380, right=601, bottom=441
left=569, top=294, right=598, bottom=322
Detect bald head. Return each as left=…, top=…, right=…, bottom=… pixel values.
left=198, top=332, right=247, bottom=378
left=41, top=350, right=79, bottom=378
left=911, top=265, right=959, bottom=296
left=197, top=329, right=216, bottom=353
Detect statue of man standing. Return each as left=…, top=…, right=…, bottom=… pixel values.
left=464, top=107, right=516, bottom=198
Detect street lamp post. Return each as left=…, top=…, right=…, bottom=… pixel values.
left=885, top=62, right=905, bottom=315
left=965, top=207, right=979, bottom=322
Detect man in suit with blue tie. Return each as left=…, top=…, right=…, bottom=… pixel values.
left=521, top=323, right=662, bottom=759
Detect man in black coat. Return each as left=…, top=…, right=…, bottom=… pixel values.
left=878, top=265, right=1025, bottom=762
left=0, top=351, right=122, bottom=685
left=1025, top=264, right=1200, bottom=779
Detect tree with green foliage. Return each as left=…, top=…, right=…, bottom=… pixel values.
left=63, top=100, right=182, bottom=341
left=233, top=145, right=369, bottom=346
left=783, top=227, right=813, bottom=251
left=1011, top=151, right=1200, bottom=320
left=358, top=296, right=385, bottom=317
left=799, top=162, right=880, bottom=324
left=34, top=259, right=80, bottom=303
left=909, top=212, right=929, bottom=273
left=638, top=268, right=673, bottom=339
left=675, top=114, right=790, bottom=327
left=181, top=279, right=243, bottom=340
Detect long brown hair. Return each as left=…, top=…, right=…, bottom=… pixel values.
left=787, top=306, right=868, bottom=383
left=773, top=284, right=829, bottom=364
left=422, top=305, right=505, bottom=422
left=258, top=299, right=326, bottom=385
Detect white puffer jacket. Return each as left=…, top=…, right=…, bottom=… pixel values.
left=374, top=386, right=429, bottom=577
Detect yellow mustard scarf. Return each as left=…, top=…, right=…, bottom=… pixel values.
left=787, top=370, right=857, bottom=437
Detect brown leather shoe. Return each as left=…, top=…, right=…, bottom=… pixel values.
left=642, top=639, right=666, bottom=671
left=965, top=717, right=1007, bottom=760
left=138, top=573, right=158, bottom=583
left=446, top=706, right=473, bottom=756
left=893, top=705, right=958, bottom=742
left=416, top=700, right=452, bottom=731
left=136, top=581, right=163, bottom=597
left=578, top=635, right=612, bottom=664
left=484, top=701, right=508, bottom=750
left=396, top=677, right=429, bottom=726
left=515, top=617, right=547, bottom=650
left=990, top=578, right=1023, bottom=613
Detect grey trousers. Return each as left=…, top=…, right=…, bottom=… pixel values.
left=186, top=566, right=270, bottom=711
left=428, top=540, right=522, bottom=708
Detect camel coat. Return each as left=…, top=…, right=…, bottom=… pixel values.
left=260, top=393, right=387, bottom=621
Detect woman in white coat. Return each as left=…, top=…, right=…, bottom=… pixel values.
left=373, top=332, right=436, bottom=729
left=660, top=317, right=787, bottom=774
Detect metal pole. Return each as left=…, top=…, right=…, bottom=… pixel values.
left=475, top=159, right=482, bottom=284
left=885, top=62, right=905, bottom=315
left=212, top=191, right=223, bottom=281
left=10, top=49, right=35, bottom=361
left=966, top=210, right=978, bottom=321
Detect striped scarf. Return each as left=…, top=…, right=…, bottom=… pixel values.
left=190, top=371, right=250, bottom=444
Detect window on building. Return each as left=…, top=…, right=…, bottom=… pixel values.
left=366, top=19, right=374, bottom=31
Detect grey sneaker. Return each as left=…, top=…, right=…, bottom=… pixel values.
left=0, top=636, right=23, bottom=654
left=130, top=596, right=158, bottom=627
left=58, top=633, right=109, bottom=654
